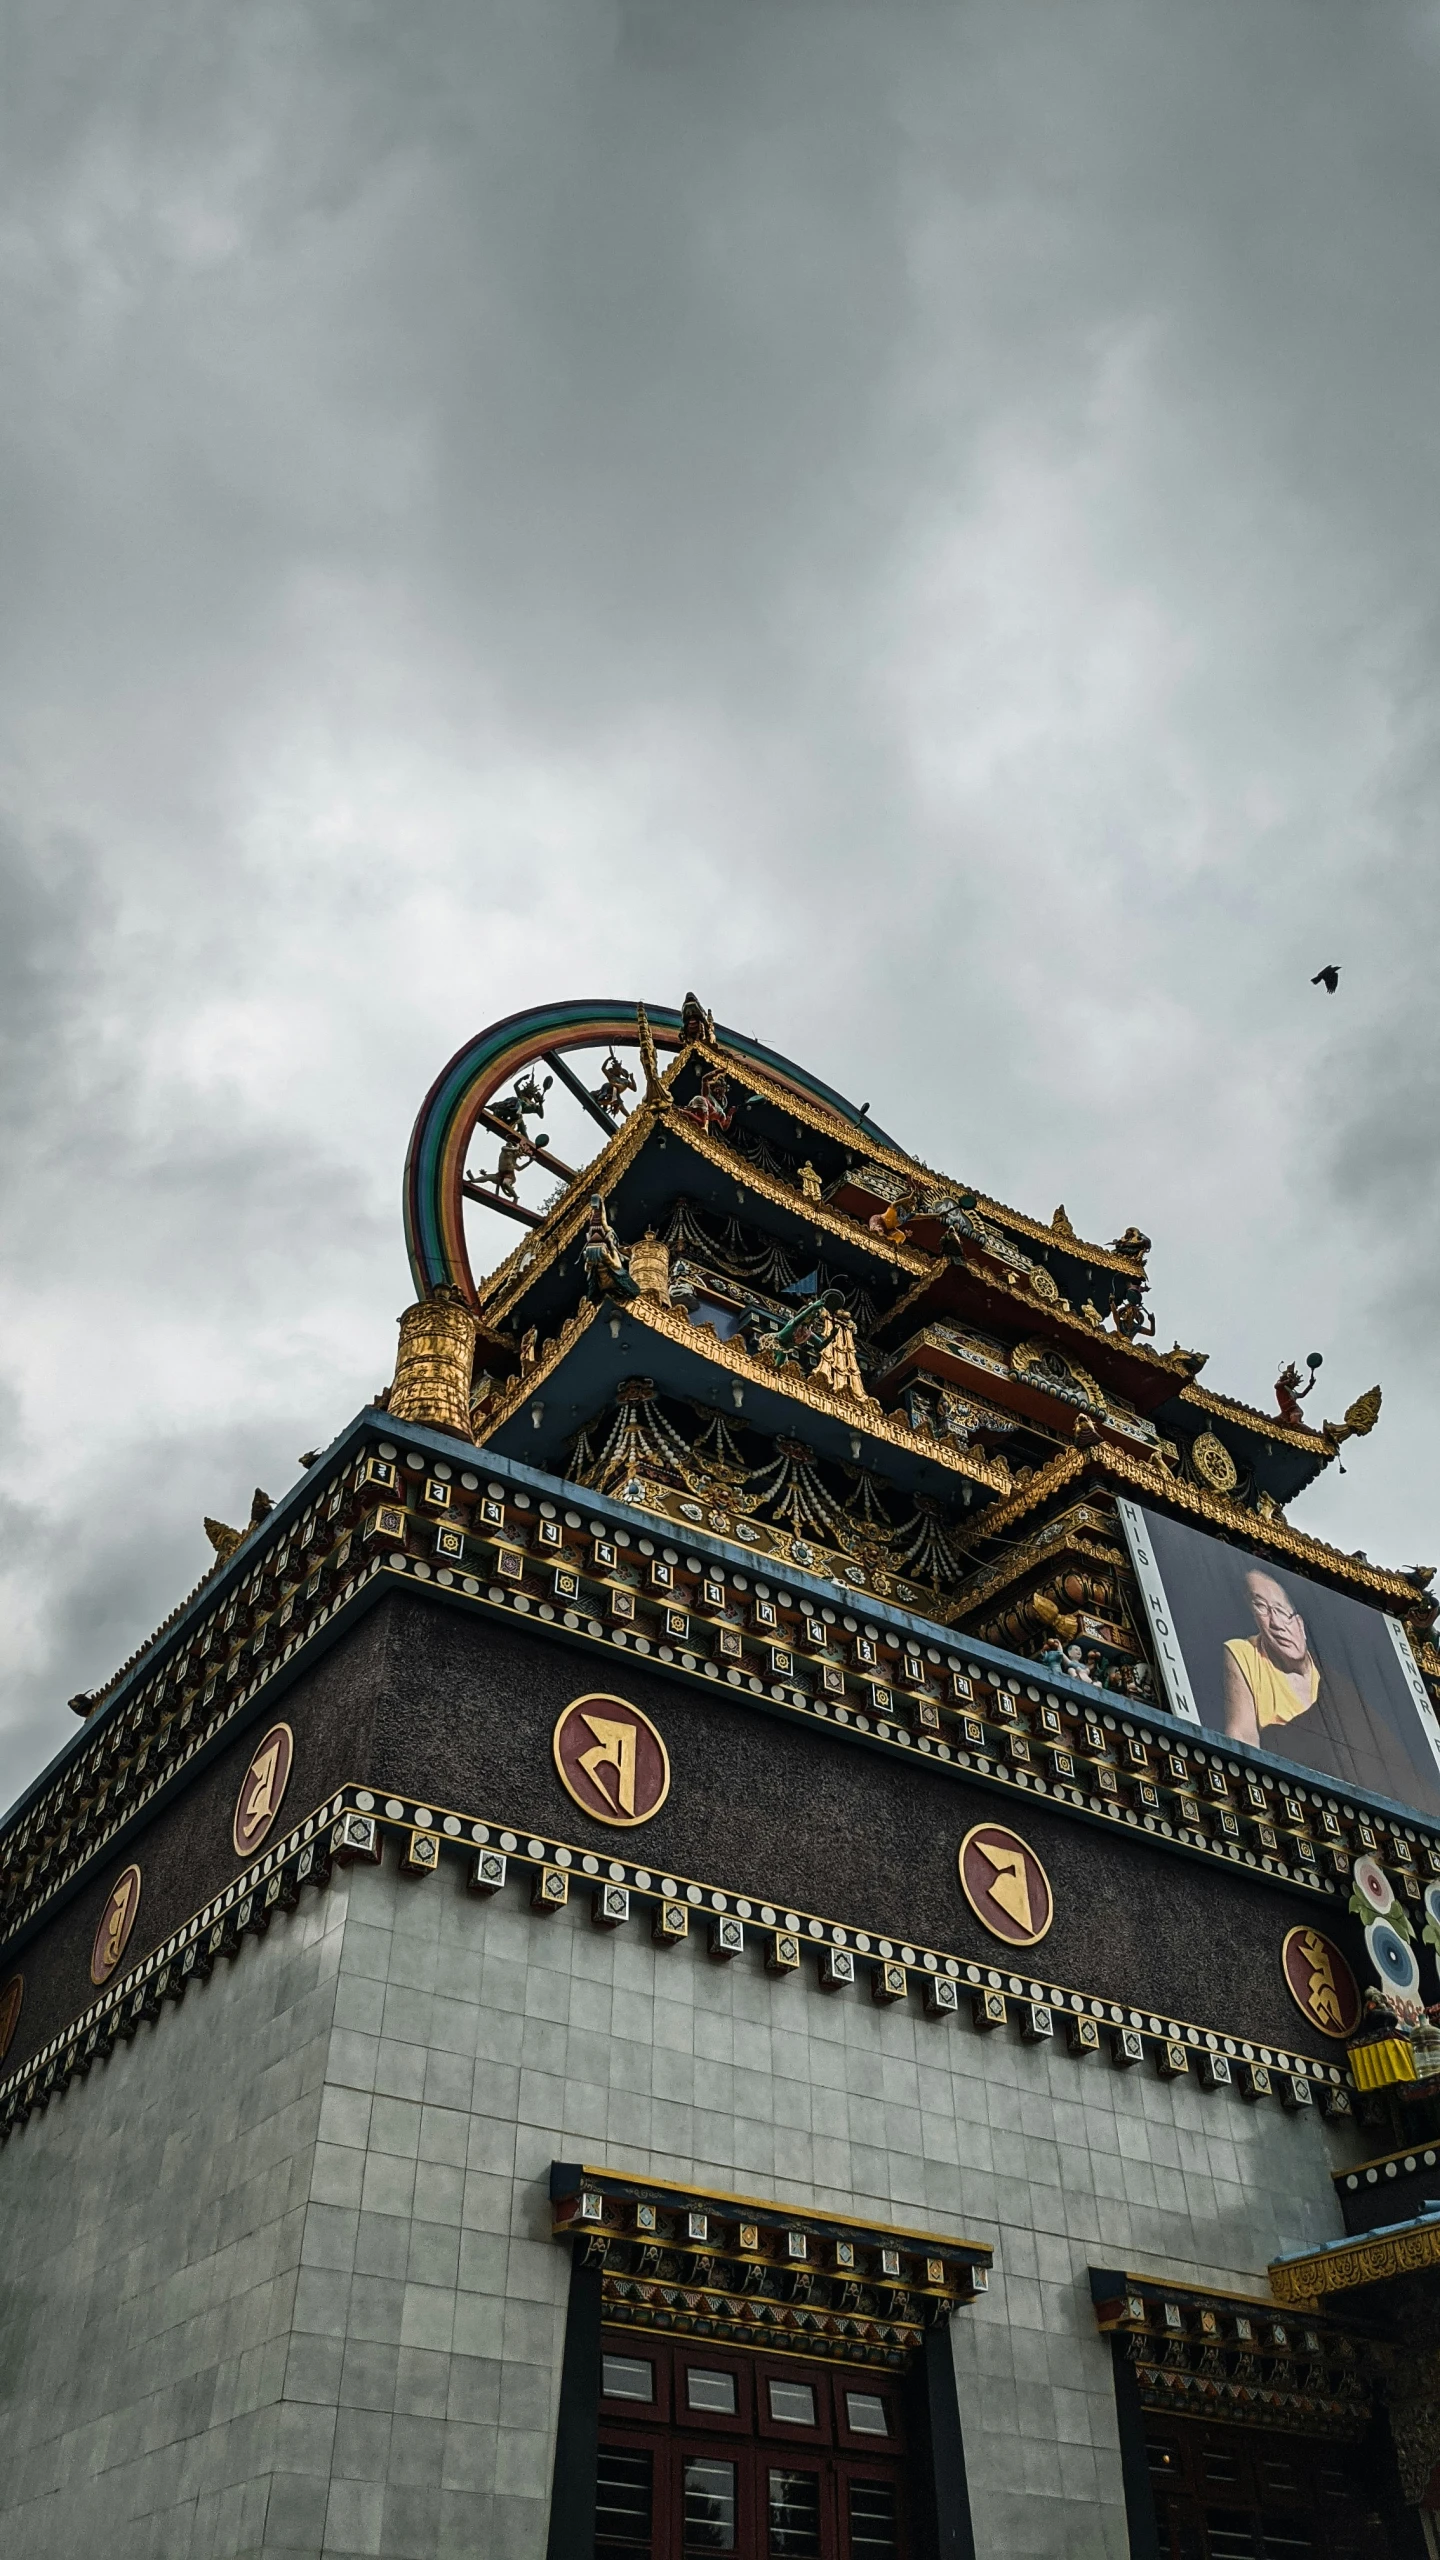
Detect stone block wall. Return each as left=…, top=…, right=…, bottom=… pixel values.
left=0, top=1854, right=1363, bottom=2560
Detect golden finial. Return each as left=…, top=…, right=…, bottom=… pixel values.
left=636, top=1002, right=666, bottom=1104
left=1324, top=1385, right=1382, bottom=1446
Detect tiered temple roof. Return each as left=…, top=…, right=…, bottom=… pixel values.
left=446, top=1019, right=1420, bottom=1706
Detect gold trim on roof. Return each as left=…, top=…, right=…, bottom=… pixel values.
left=481, top=1078, right=934, bottom=1329
left=698, top=1044, right=1144, bottom=1276
left=967, top=1445, right=1421, bottom=1609
left=877, top=1266, right=1201, bottom=1385
left=1270, top=2222, right=1440, bottom=2304
left=478, top=1090, right=673, bottom=1316
left=475, top=1291, right=1011, bottom=1495
left=952, top=1503, right=1124, bottom=1618
left=698, top=1050, right=1145, bottom=1275
left=475, top=1036, right=1146, bottom=1302
left=671, top=1114, right=931, bottom=1272
left=1179, top=1381, right=1330, bottom=1457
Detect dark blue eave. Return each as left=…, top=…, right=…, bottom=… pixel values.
left=482, top=1300, right=990, bottom=1506
left=489, top=1125, right=918, bottom=1348
left=5, top=1403, right=1440, bottom=1857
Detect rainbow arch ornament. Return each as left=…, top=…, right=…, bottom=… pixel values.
left=403, top=998, right=894, bottom=1305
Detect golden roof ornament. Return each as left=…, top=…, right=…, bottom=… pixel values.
left=1189, top=1430, right=1238, bottom=1494
left=626, top=1231, right=671, bottom=1300
left=680, top=989, right=716, bottom=1047
left=203, top=1487, right=273, bottom=1563
left=387, top=1285, right=480, bottom=1441
left=635, top=1002, right=667, bottom=1106
left=1166, top=1344, right=1209, bottom=1377
left=810, top=1302, right=870, bottom=1403
left=1324, top=1385, right=1382, bottom=1447
left=1110, top=1226, right=1152, bottom=1261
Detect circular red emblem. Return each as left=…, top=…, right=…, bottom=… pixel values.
left=91, top=1864, right=143, bottom=1985
left=958, top=1823, right=1054, bottom=1948
left=553, top=1695, right=671, bottom=1827
left=0, top=1974, right=22, bottom=2063
left=233, top=1722, right=295, bottom=1858
left=1282, top=1926, right=1361, bottom=2041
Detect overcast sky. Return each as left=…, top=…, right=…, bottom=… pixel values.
left=4, top=0, right=1440, bottom=1811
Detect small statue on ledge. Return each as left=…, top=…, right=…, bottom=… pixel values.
left=680, top=990, right=716, bottom=1047
left=582, top=1195, right=639, bottom=1305
left=490, top=1069, right=552, bottom=1133
left=868, top=1188, right=919, bottom=1241
left=684, top=1065, right=735, bottom=1139
left=667, top=1256, right=700, bottom=1314
left=1275, top=1353, right=1323, bottom=1429
left=490, top=1131, right=541, bottom=1202
left=745, top=1287, right=847, bottom=1381
left=1110, top=1281, right=1155, bottom=1342
left=591, top=1050, right=637, bottom=1117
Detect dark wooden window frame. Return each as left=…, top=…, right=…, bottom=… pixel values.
left=547, top=2263, right=977, bottom=2560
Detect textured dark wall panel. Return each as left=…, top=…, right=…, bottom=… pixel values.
left=370, top=1592, right=1357, bottom=2057
left=2, top=1589, right=1360, bottom=2076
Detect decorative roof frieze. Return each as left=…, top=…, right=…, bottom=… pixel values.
left=475, top=1293, right=1012, bottom=1497
left=968, top=1445, right=1422, bottom=1613
left=1177, top=1379, right=1331, bottom=1457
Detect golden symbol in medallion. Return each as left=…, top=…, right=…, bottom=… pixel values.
left=975, top=1840, right=1033, bottom=1935
left=232, top=1722, right=295, bottom=1857
left=577, top=1716, right=639, bottom=1818
left=553, top=1695, right=671, bottom=1828
left=91, top=1864, right=143, bottom=1985
left=1281, top=1924, right=1360, bottom=2040
left=958, top=1823, right=1053, bottom=1948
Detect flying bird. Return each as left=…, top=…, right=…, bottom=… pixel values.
left=1311, top=965, right=1340, bottom=994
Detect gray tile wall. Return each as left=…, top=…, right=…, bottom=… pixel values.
left=0, top=1883, right=346, bottom=2560
left=0, top=1856, right=1364, bottom=2560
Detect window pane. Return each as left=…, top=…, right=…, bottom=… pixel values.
left=768, top=2381, right=817, bottom=2426
left=1204, top=2518, right=1257, bottom=2560
left=848, top=2477, right=898, bottom=2558
left=844, top=2393, right=889, bottom=2437
left=597, top=2445, right=653, bottom=2556
left=602, top=2356, right=655, bottom=2403
left=684, top=2456, right=737, bottom=2552
left=1259, top=2460, right=1301, bottom=2500
left=686, top=2369, right=739, bottom=2415
left=1259, top=2530, right=1313, bottom=2560
left=769, top=2467, right=822, bottom=2558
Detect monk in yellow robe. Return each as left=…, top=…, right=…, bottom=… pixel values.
left=1223, top=1570, right=1319, bottom=1746
left=1218, top=1563, right=1440, bottom=1815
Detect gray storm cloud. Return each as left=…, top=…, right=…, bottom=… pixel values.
left=3, top=0, right=1440, bottom=1803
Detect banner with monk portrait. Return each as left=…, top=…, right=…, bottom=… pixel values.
left=1118, top=1500, right=1440, bottom=1819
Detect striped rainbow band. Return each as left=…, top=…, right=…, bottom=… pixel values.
left=403, top=999, right=894, bottom=1303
